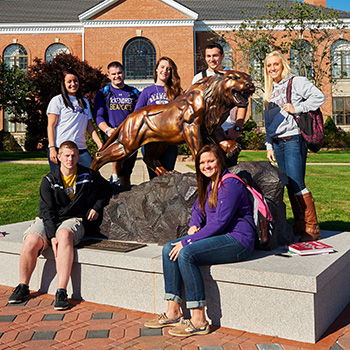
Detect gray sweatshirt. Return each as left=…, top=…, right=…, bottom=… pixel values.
left=264, top=74, right=325, bottom=150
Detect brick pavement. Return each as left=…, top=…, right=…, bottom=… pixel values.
left=0, top=286, right=349, bottom=350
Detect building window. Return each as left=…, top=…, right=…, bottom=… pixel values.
left=3, top=44, right=28, bottom=70
left=251, top=98, right=264, bottom=127
left=331, top=39, right=350, bottom=79
left=45, top=43, right=70, bottom=62
left=218, top=40, right=233, bottom=69
left=290, top=40, right=314, bottom=78
left=3, top=44, right=27, bottom=133
left=123, top=37, right=156, bottom=80
left=333, top=97, right=350, bottom=125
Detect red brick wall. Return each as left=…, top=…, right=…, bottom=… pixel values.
left=0, top=33, right=82, bottom=63
left=85, top=26, right=194, bottom=89
left=304, top=0, right=326, bottom=6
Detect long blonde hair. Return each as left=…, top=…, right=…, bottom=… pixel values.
left=264, top=51, right=292, bottom=108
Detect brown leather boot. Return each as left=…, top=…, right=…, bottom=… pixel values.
left=297, top=192, right=321, bottom=242
left=288, top=189, right=305, bottom=236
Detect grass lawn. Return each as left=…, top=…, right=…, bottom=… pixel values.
left=0, top=164, right=50, bottom=225
left=0, top=152, right=349, bottom=231
left=286, top=165, right=350, bottom=231
left=238, top=150, right=350, bottom=163
left=0, top=151, right=47, bottom=161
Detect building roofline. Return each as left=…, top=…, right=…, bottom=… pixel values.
left=79, top=0, right=198, bottom=21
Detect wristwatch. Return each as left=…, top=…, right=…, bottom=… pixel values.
left=234, top=125, right=241, bottom=132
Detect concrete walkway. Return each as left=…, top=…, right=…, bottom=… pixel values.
left=0, top=285, right=349, bottom=350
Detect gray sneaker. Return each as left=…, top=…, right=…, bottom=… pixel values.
left=109, top=174, right=120, bottom=185
left=54, top=289, right=69, bottom=310
left=8, top=283, right=30, bottom=304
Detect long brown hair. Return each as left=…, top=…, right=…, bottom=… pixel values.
left=153, top=56, right=182, bottom=101
left=195, top=144, right=226, bottom=214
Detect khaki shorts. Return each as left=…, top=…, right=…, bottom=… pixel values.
left=23, top=217, right=85, bottom=252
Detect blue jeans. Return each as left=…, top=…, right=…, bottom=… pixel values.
left=141, top=144, right=178, bottom=179
left=272, top=135, right=307, bottom=193
left=162, top=234, right=251, bottom=309
left=48, top=148, right=93, bottom=172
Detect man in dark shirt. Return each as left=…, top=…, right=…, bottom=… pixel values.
left=8, top=141, right=111, bottom=310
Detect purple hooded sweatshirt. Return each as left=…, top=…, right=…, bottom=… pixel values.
left=182, top=169, right=256, bottom=251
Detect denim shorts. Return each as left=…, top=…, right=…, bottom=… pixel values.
left=23, top=217, right=85, bottom=252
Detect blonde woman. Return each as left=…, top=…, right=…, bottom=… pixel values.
left=264, top=51, right=325, bottom=242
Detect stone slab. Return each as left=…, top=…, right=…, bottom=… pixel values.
left=0, top=221, right=349, bottom=343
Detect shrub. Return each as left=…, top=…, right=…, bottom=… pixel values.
left=2, top=132, right=18, bottom=151
left=240, top=118, right=266, bottom=150
left=323, top=116, right=350, bottom=149
left=178, top=144, right=191, bottom=156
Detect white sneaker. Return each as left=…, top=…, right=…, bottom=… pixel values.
left=109, top=174, right=120, bottom=185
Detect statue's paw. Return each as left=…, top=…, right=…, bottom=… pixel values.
left=155, top=166, right=168, bottom=176
left=226, top=142, right=242, bottom=158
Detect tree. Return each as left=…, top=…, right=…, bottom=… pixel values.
left=0, top=59, right=34, bottom=121
left=227, top=0, right=345, bottom=92
left=23, top=53, right=108, bottom=150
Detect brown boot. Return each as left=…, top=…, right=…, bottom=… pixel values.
left=288, top=189, right=305, bottom=236
left=297, top=192, right=321, bottom=242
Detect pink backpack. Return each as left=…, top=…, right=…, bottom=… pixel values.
left=220, top=173, right=274, bottom=250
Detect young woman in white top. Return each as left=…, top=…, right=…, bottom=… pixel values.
left=264, top=51, right=325, bottom=242
left=47, top=69, right=102, bottom=171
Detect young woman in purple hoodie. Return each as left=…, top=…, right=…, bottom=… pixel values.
left=134, top=56, right=182, bottom=179
left=144, top=144, right=255, bottom=337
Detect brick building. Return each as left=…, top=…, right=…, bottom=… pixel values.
left=1, top=0, right=350, bottom=148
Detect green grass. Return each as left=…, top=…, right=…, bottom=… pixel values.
left=0, top=154, right=349, bottom=231
left=0, top=164, right=50, bottom=225
left=238, top=150, right=350, bottom=163
left=285, top=165, right=350, bottom=231
left=1, top=149, right=349, bottom=163
left=0, top=151, right=47, bottom=161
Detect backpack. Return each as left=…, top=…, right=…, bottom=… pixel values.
left=102, top=84, right=140, bottom=108
left=286, top=76, right=325, bottom=153
left=220, top=173, right=274, bottom=250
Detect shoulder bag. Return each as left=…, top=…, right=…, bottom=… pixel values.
left=286, top=76, right=324, bottom=153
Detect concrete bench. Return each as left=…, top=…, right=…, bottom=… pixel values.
left=1, top=220, right=349, bottom=343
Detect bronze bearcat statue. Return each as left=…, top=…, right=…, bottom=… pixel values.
left=91, top=70, right=255, bottom=175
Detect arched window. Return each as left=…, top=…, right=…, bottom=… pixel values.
left=290, top=40, right=314, bottom=78
left=331, top=39, right=350, bottom=79
left=123, top=37, right=156, bottom=80
left=45, top=43, right=70, bottom=62
left=3, top=44, right=28, bottom=70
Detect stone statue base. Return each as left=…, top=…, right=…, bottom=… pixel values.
left=100, top=161, right=293, bottom=249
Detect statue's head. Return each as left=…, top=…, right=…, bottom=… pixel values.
left=213, top=70, right=255, bottom=108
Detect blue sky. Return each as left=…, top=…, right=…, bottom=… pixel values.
left=327, top=0, right=350, bottom=12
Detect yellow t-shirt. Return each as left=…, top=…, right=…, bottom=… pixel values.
left=62, top=168, right=77, bottom=201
